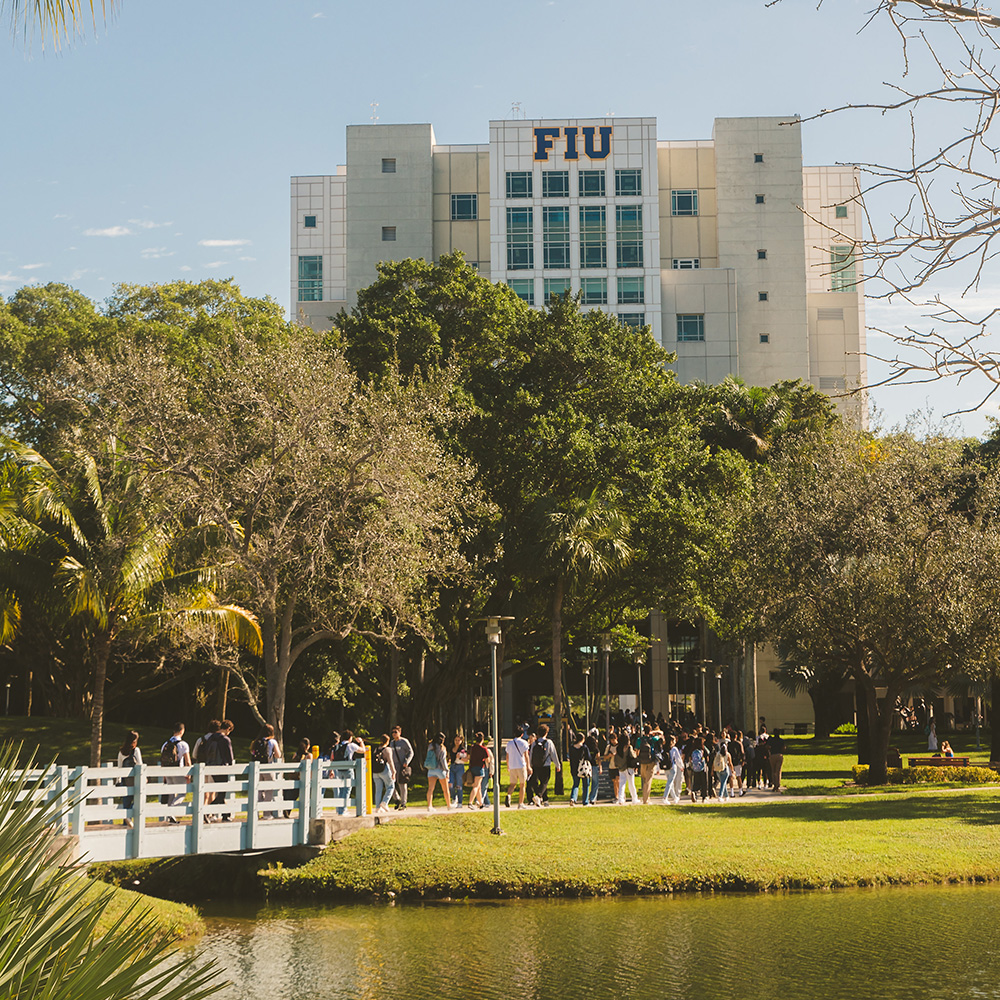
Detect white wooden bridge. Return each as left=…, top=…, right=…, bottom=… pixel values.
left=23, top=758, right=369, bottom=863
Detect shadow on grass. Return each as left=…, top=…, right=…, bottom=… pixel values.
left=695, top=790, right=1000, bottom=826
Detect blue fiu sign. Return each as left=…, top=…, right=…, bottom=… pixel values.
left=533, top=125, right=613, bottom=161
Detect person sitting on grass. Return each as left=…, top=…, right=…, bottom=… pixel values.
left=941, top=740, right=954, bottom=758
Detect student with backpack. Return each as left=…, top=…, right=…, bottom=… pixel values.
left=527, top=724, right=559, bottom=806
left=203, top=720, right=235, bottom=821
left=159, top=723, right=190, bottom=822
left=251, top=723, right=282, bottom=819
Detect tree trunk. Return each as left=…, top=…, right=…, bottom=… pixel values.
left=863, top=679, right=896, bottom=785
left=216, top=662, right=229, bottom=721
left=389, top=646, right=400, bottom=730
left=855, top=677, right=871, bottom=765
left=551, top=577, right=564, bottom=795
left=89, top=632, right=112, bottom=767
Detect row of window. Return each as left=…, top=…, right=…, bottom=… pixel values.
left=507, top=205, right=644, bottom=270
left=508, top=275, right=646, bottom=306
left=506, top=168, right=642, bottom=200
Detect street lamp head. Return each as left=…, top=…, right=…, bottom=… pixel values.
left=582, top=662, right=591, bottom=676
left=482, top=615, right=514, bottom=645
left=599, top=633, right=612, bottom=653
left=633, top=648, right=645, bottom=665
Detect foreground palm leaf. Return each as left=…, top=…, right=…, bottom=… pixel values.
left=0, top=742, right=223, bottom=1000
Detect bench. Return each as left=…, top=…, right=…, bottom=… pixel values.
left=907, top=756, right=970, bottom=768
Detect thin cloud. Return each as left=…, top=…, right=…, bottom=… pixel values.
left=140, top=247, right=175, bottom=259
left=312, top=11, right=325, bottom=17
left=20, top=263, right=48, bottom=270
left=53, top=213, right=70, bottom=220
left=84, top=226, right=133, bottom=237
left=129, top=218, right=174, bottom=230
left=0, top=272, right=21, bottom=284
left=204, top=261, right=228, bottom=269
left=238, top=256, right=257, bottom=262
left=198, top=238, right=251, bottom=247
left=179, top=265, right=193, bottom=272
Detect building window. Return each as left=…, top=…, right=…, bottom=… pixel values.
left=382, top=226, right=396, bottom=242
left=830, top=245, right=857, bottom=291
left=544, top=277, right=571, bottom=302
left=507, top=279, right=534, bottom=305
left=506, top=171, right=532, bottom=198
left=619, top=313, right=645, bottom=328
left=580, top=277, right=608, bottom=305
left=617, top=276, right=644, bottom=304
left=755, top=194, right=765, bottom=204
left=754, top=153, right=764, bottom=163
left=757, top=249, right=767, bottom=260
left=836, top=205, right=848, bottom=219
left=671, top=258, right=700, bottom=269
left=297, top=255, right=322, bottom=301
left=671, top=190, right=698, bottom=216
left=543, top=171, right=569, bottom=198
left=616, top=205, right=643, bottom=268
left=303, top=215, right=317, bottom=229
left=579, top=205, right=607, bottom=268
left=451, top=194, right=478, bottom=221
left=615, top=168, right=642, bottom=197
left=760, top=334, right=770, bottom=343
left=382, top=158, right=396, bottom=173
left=759, top=291, right=768, bottom=301
left=506, top=207, right=533, bottom=270
left=579, top=170, right=606, bottom=198
left=676, top=314, right=705, bottom=342
left=543, top=206, right=570, bottom=269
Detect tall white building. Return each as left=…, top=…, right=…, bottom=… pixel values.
left=291, top=114, right=866, bottom=412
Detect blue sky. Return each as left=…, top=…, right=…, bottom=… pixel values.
left=1, top=0, right=995, bottom=436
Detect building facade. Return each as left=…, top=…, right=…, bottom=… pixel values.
left=291, top=114, right=868, bottom=731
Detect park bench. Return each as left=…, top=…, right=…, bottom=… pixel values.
left=907, top=756, right=970, bottom=768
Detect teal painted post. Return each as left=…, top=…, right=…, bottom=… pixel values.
left=132, top=764, right=146, bottom=859
left=190, top=764, right=205, bottom=854
left=246, top=762, right=259, bottom=850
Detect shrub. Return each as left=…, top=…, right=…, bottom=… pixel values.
left=852, top=763, right=999, bottom=786
left=833, top=723, right=857, bottom=735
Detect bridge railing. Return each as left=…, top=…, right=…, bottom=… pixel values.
left=10, top=758, right=367, bottom=863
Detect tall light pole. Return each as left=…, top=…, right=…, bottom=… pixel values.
left=633, top=648, right=645, bottom=725
left=699, top=665, right=708, bottom=727
left=484, top=616, right=513, bottom=836
left=4, top=682, right=9, bottom=716
left=668, top=661, right=684, bottom=724
left=600, top=633, right=612, bottom=734
left=582, top=660, right=592, bottom=733
left=715, top=667, right=724, bottom=732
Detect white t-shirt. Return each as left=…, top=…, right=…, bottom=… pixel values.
left=116, top=747, right=143, bottom=767
left=162, top=737, right=189, bottom=764
left=506, top=736, right=529, bottom=770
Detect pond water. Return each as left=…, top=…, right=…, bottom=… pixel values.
left=191, top=885, right=1000, bottom=1000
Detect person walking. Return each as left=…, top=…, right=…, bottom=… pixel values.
left=689, top=737, right=708, bottom=803
left=768, top=731, right=786, bottom=791
left=606, top=733, right=621, bottom=803
left=587, top=729, right=602, bottom=804
left=713, top=739, right=733, bottom=801
left=504, top=729, right=531, bottom=809
left=424, top=732, right=451, bottom=811
left=467, top=732, right=490, bottom=809
left=116, top=730, right=141, bottom=828
left=617, top=729, right=639, bottom=805
left=448, top=734, right=467, bottom=807
left=389, top=726, right=414, bottom=810
left=371, top=733, right=396, bottom=813
left=660, top=734, right=683, bottom=804
left=527, top=723, right=559, bottom=805
left=252, top=723, right=282, bottom=819
left=159, top=722, right=190, bottom=822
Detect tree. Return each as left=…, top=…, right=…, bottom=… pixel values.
left=0, top=436, right=262, bottom=765
left=775, top=0, right=1000, bottom=411
left=2, top=0, right=116, bottom=47
left=748, top=427, right=1000, bottom=782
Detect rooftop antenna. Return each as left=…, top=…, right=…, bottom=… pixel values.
left=510, top=101, right=524, bottom=120
left=370, top=100, right=379, bottom=123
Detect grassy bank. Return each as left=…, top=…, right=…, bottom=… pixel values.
left=263, top=789, right=1000, bottom=899
left=86, top=877, right=205, bottom=941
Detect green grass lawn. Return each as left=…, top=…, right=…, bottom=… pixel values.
left=0, top=716, right=165, bottom=765
left=264, top=788, right=1000, bottom=899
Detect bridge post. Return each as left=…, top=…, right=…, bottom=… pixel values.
left=190, top=764, right=205, bottom=854
left=132, top=764, right=147, bottom=859
left=68, top=766, right=86, bottom=836
left=354, top=758, right=366, bottom=817
left=296, top=758, right=311, bottom=845
left=246, top=762, right=260, bottom=850
left=54, top=766, right=69, bottom=835
left=310, top=757, right=322, bottom=821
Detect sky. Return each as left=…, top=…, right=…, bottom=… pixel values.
left=1, top=0, right=998, bottom=438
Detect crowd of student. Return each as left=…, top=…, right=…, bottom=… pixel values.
left=115, top=715, right=787, bottom=819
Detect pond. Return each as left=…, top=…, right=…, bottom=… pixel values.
left=191, top=885, right=1000, bottom=999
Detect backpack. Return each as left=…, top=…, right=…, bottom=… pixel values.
left=121, top=748, right=137, bottom=768
left=638, top=741, right=653, bottom=765
left=729, top=740, right=744, bottom=765
left=372, top=751, right=386, bottom=773
left=332, top=741, right=351, bottom=762
left=250, top=736, right=271, bottom=763
left=203, top=732, right=225, bottom=766
left=713, top=750, right=728, bottom=772
left=160, top=736, right=180, bottom=767
left=530, top=739, right=547, bottom=772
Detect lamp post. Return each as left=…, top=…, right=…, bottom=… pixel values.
left=699, top=665, right=708, bottom=727
left=484, top=616, right=513, bottom=836
left=715, top=667, right=724, bottom=732
left=600, top=633, right=612, bottom=734
left=582, top=660, right=592, bottom=733
left=4, top=682, right=9, bottom=716
left=668, top=661, right=684, bottom=724
left=633, top=648, right=645, bottom=726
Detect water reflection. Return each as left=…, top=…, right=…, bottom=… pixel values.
left=192, top=886, right=1000, bottom=1000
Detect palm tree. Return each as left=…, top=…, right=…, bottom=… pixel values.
left=704, top=376, right=789, bottom=461
left=1, top=1, right=116, bottom=46
left=0, top=741, right=223, bottom=999
left=545, top=489, right=632, bottom=776
left=0, top=438, right=261, bottom=765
